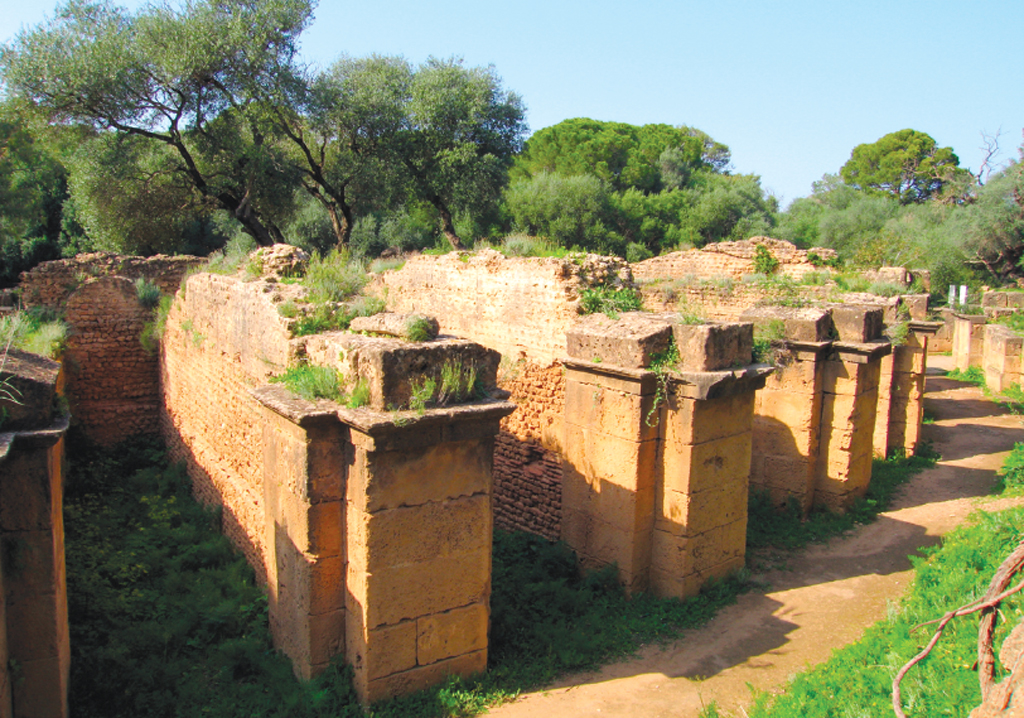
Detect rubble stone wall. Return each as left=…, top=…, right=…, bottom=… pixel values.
left=19, top=253, right=200, bottom=310
left=632, top=237, right=836, bottom=284
left=375, top=250, right=630, bottom=367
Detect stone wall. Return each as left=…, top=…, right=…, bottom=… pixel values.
left=632, top=237, right=837, bottom=284
left=159, top=269, right=513, bottom=703
left=63, top=277, right=160, bottom=445
left=161, top=273, right=297, bottom=573
left=18, top=253, right=201, bottom=310
left=375, top=250, right=632, bottom=367
left=0, top=349, right=70, bottom=718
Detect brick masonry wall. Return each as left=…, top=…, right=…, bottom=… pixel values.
left=63, top=277, right=160, bottom=445
left=492, top=362, right=566, bottom=539
left=160, top=273, right=295, bottom=576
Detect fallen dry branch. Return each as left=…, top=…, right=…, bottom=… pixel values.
left=892, top=540, right=1024, bottom=718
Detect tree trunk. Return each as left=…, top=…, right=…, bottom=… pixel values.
left=431, top=198, right=463, bottom=250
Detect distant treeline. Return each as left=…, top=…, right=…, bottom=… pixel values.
left=0, top=0, right=1021, bottom=289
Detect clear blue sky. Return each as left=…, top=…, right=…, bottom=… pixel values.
left=3, top=0, right=1022, bottom=208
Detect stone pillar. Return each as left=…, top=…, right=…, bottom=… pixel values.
left=562, top=314, right=769, bottom=599
left=983, top=324, right=1024, bottom=393
left=874, top=349, right=896, bottom=459
left=253, top=390, right=347, bottom=681
left=562, top=315, right=668, bottom=593
left=815, top=340, right=890, bottom=511
left=741, top=307, right=833, bottom=514
left=255, top=333, right=512, bottom=705
left=342, top=404, right=510, bottom=703
left=0, top=349, right=70, bottom=718
left=952, top=313, right=987, bottom=371
left=885, top=322, right=940, bottom=457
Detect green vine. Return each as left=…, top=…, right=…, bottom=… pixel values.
left=645, top=339, right=680, bottom=427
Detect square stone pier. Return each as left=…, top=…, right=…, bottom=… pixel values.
left=952, top=312, right=988, bottom=371
left=561, top=313, right=771, bottom=599
left=741, top=305, right=891, bottom=514
left=251, top=336, right=513, bottom=705
left=0, top=349, right=71, bottom=718
left=983, top=323, right=1024, bottom=393
left=876, top=320, right=940, bottom=458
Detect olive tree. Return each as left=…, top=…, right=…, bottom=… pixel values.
left=1, top=0, right=312, bottom=247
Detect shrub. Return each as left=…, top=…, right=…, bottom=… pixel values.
left=579, top=287, right=644, bottom=317
left=302, top=249, right=367, bottom=304
left=134, top=277, right=162, bottom=309
left=0, top=308, right=68, bottom=359
left=867, top=280, right=906, bottom=297
left=625, top=242, right=653, bottom=263
left=752, top=244, right=779, bottom=275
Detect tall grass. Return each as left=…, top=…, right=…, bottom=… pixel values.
left=747, top=507, right=1024, bottom=717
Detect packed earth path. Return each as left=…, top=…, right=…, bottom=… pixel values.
left=486, top=355, right=1024, bottom=718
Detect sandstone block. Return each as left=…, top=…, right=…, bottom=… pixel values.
left=740, top=306, right=832, bottom=342
left=353, top=439, right=491, bottom=512
left=829, top=305, right=884, bottom=342
left=353, top=551, right=490, bottom=629
left=416, top=603, right=488, bottom=666
left=663, top=432, right=752, bottom=495
left=671, top=322, right=753, bottom=371
left=566, top=313, right=672, bottom=368
left=364, top=650, right=487, bottom=705
left=669, top=390, right=755, bottom=445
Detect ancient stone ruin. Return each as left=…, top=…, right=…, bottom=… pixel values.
left=5, top=236, right=940, bottom=710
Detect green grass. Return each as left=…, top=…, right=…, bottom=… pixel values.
left=303, top=249, right=368, bottom=304
left=946, top=366, right=1024, bottom=414
left=65, top=437, right=751, bottom=717
left=63, top=434, right=363, bottom=718
left=270, top=365, right=348, bottom=403
left=0, top=307, right=67, bottom=358
left=746, top=506, right=1024, bottom=717
left=579, top=286, right=644, bottom=317
left=747, top=446, right=939, bottom=551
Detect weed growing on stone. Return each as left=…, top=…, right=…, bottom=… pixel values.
left=303, top=249, right=368, bottom=304
left=134, top=277, right=162, bottom=309
left=277, top=300, right=299, bottom=318
left=752, top=319, right=786, bottom=364
left=405, top=314, right=435, bottom=342
left=995, top=310, right=1024, bottom=335
left=752, top=244, right=779, bottom=275
left=271, top=365, right=347, bottom=403
left=498, top=234, right=570, bottom=259
left=746, top=445, right=938, bottom=551
left=368, top=256, right=406, bottom=274
left=579, top=286, right=644, bottom=317
left=438, top=359, right=479, bottom=404
left=799, top=270, right=832, bottom=286
left=141, top=295, right=175, bottom=355
left=645, top=339, right=680, bottom=428
left=346, top=378, right=370, bottom=408
left=746, top=507, right=1024, bottom=717
left=205, top=235, right=258, bottom=275
left=408, top=375, right=437, bottom=415
left=867, top=280, right=907, bottom=297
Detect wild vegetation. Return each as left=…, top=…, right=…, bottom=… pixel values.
left=64, top=435, right=750, bottom=718
left=3, top=2, right=1018, bottom=294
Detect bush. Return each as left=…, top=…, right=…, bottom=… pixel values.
left=0, top=308, right=67, bottom=358
left=752, top=244, right=779, bottom=275
left=579, top=286, right=643, bottom=317
left=303, top=249, right=367, bottom=304
left=134, top=277, right=162, bottom=309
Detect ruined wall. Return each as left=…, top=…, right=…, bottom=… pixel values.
left=63, top=277, right=160, bottom=445
left=18, top=253, right=201, bottom=310
left=0, top=350, right=70, bottom=718
left=641, top=281, right=833, bottom=321
left=376, top=250, right=631, bottom=366
left=161, top=273, right=295, bottom=573
left=632, top=237, right=836, bottom=284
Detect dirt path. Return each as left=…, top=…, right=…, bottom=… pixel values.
left=486, top=356, right=1024, bottom=718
